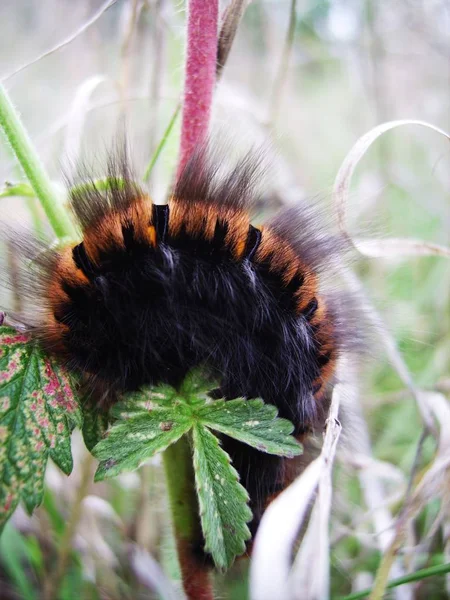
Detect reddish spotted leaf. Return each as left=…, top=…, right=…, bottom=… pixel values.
left=0, top=327, right=81, bottom=531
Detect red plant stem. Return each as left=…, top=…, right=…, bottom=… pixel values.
left=177, top=541, right=214, bottom=600
left=177, top=0, right=219, bottom=177
left=163, top=437, right=214, bottom=600
left=165, top=5, right=219, bottom=599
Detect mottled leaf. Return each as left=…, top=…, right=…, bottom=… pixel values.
left=198, top=398, right=303, bottom=457
left=90, top=376, right=303, bottom=570
left=0, top=327, right=81, bottom=531
left=93, top=405, right=193, bottom=481
left=192, top=423, right=252, bottom=570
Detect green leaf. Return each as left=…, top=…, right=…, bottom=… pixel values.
left=198, top=398, right=303, bottom=457
left=0, top=182, right=35, bottom=199
left=192, top=423, right=252, bottom=570
left=0, top=524, right=38, bottom=600
left=90, top=377, right=303, bottom=569
left=111, top=386, right=180, bottom=413
left=93, top=401, right=193, bottom=481
left=0, top=327, right=81, bottom=531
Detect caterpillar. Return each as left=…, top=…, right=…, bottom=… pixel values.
left=2, top=144, right=362, bottom=539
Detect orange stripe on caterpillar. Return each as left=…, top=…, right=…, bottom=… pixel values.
left=81, top=196, right=154, bottom=263
left=168, top=196, right=251, bottom=259
left=254, top=227, right=318, bottom=306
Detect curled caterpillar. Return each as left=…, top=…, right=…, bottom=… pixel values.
left=2, top=145, right=363, bottom=536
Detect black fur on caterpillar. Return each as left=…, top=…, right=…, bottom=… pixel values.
left=2, top=144, right=364, bottom=536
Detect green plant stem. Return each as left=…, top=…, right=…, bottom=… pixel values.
left=143, top=103, right=181, bottom=182
left=163, top=435, right=213, bottom=600
left=0, top=84, right=76, bottom=240
left=43, top=453, right=94, bottom=600
left=339, top=561, right=450, bottom=600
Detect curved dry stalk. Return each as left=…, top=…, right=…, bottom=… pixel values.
left=333, top=120, right=450, bottom=238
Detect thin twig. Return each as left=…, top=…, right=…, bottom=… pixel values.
left=2, top=0, right=119, bottom=82
left=268, top=0, right=297, bottom=124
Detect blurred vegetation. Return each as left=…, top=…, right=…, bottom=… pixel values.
left=0, top=0, right=449, bottom=598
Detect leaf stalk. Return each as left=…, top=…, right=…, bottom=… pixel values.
left=162, top=435, right=213, bottom=600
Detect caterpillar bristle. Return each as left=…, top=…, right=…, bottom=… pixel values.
left=0, top=143, right=365, bottom=536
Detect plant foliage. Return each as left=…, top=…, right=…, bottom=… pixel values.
left=0, top=327, right=81, bottom=532
left=93, top=373, right=302, bottom=567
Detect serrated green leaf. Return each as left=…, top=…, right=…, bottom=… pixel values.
left=192, top=423, right=252, bottom=570
left=198, top=398, right=303, bottom=457
left=110, top=386, right=180, bottom=416
left=0, top=327, right=80, bottom=531
left=93, top=407, right=193, bottom=481
left=178, top=370, right=211, bottom=406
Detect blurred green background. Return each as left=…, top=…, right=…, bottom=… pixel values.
left=0, top=0, right=449, bottom=598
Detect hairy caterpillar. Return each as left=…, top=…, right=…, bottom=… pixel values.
left=2, top=145, right=362, bottom=537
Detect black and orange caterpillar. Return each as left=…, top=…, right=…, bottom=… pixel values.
left=4, top=146, right=361, bottom=535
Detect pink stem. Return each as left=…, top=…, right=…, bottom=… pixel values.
left=177, top=0, right=219, bottom=176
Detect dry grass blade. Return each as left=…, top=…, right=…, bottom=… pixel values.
left=333, top=120, right=450, bottom=246
left=250, top=457, right=324, bottom=600
left=288, top=384, right=342, bottom=599
left=354, top=238, right=450, bottom=258
left=368, top=391, right=450, bottom=600
left=2, top=0, right=118, bottom=82
left=250, top=359, right=350, bottom=600
left=62, top=75, right=115, bottom=177
left=129, top=545, right=184, bottom=600
left=217, top=0, right=252, bottom=77
left=342, top=268, right=435, bottom=431
left=342, top=382, right=411, bottom=600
